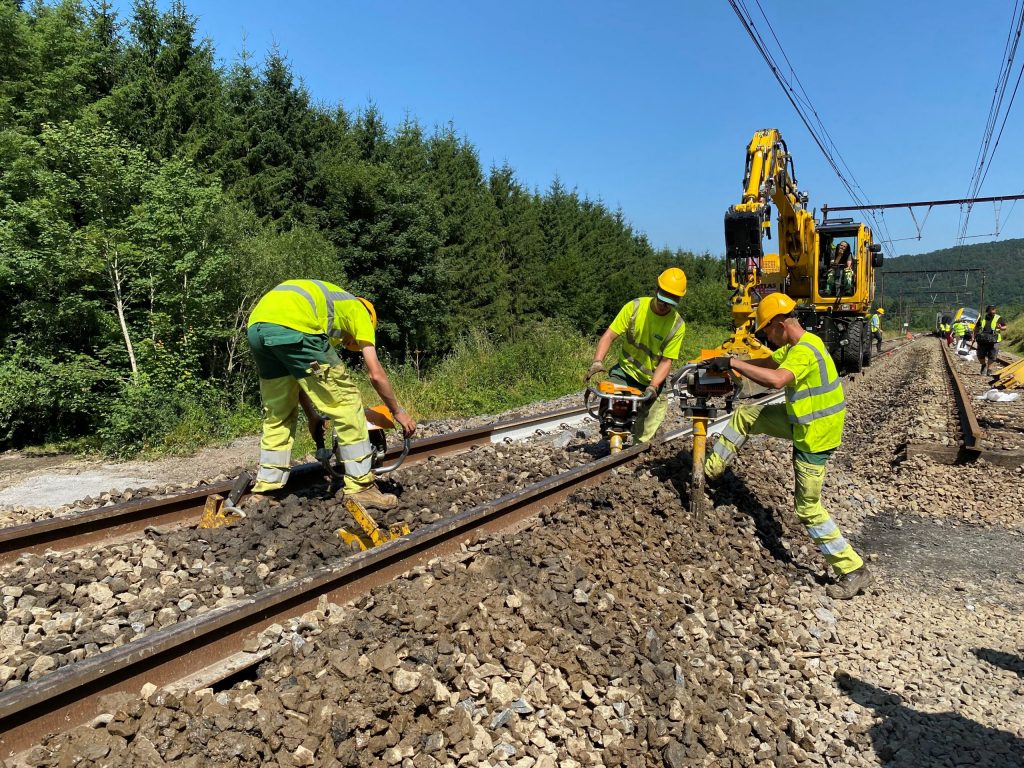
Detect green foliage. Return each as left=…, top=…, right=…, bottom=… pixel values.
left=0, top=349, right=111, bottom=445
left=880, top=238, right=1024, bottom=314
left=0, top=0, right=735, bottom=456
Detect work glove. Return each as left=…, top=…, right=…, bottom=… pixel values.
left=585, top=361, right=606, bottom=382
left=643, top=386, right=658, bottom=401
left=705, top=356, right=733, bottom=373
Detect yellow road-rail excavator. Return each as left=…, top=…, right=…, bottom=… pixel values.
left=698, top=128, right=884, bottom=373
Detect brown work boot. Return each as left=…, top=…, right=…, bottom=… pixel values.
left=826, top=565, right=875, bottom=600
left=347, top=484, right=398, bottom=510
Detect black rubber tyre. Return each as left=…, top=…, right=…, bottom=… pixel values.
left=841, top=320, right=864, bottom=374
left=862, top=331, right=873, bottom=367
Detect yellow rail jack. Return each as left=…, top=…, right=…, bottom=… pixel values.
left=199, top=473, right=251, bottom=529
left=200, top=495, right=246, bottom=529
left=336, top=498, right=409, bottom=551
left=993, top=358, right=1024, bottom=390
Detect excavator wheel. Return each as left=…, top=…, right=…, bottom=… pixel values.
left=841, top=320, right=865, bottom=374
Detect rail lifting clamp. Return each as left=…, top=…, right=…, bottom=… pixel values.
left=327, top=406, right=411, bottom=550
left=200, top=472, right=251, bottom=529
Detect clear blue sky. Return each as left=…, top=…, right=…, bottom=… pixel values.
left=121, top=1, right=1024, bottom=258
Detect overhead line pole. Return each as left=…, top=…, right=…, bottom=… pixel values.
left=823, top=193, right=1024, bottom=215
left=876, top=269, right=986, bottom=314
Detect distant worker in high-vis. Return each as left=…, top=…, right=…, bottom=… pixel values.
left=870, top=307, right=884, bottom=353
left=703, top=293, right=873, bottom=600
left=247, top=280, right=416, bottom=510
left=586, top=267, right=688, bottom=444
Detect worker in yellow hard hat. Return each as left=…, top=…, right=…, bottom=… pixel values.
left=246, top=280, right=416, bottom=510
left=702, top=292, right=873, bottom=599
left=870, top=307, right=885, bottom=354
left=586, top=267, right=687, bottom=444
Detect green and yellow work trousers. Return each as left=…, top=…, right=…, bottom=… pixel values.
left=607, top=364, right=667, bottom=444
left=825, top=267, right=854, bottom=297
left=704, top=403, right=863, bottom=576
left=247, top=323, right=374, bottom=495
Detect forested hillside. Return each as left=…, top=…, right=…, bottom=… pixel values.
left=878, top=238, right=1024, bottom=322
left=0, top=0, right=727, bottom=451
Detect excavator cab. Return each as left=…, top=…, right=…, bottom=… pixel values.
left=818, top=235, right=857, bottom=298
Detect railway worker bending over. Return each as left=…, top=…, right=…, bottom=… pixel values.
left=586, top=267, right=688, bottom=444
left=703, top=293, right=874, bottom=600
left=247, top=280, right=416, bottom=510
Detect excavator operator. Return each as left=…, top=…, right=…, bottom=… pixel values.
left=702, top=293, right=874, bottom=600
left=586, top=267, right=688, bottom=444
left=246, top=279, right=416, bottom=510
left=824, top=240, right=855, bottom=297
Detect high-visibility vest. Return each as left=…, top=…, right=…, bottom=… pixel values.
left=870, top=314, right=881, bottom=332
left=779, top=332, right=846, bottom=453
left=618, top=298, right=685, bottom=384
left=977, top=314, right=1003, bottom=342
left=248, top=280, right=374, bottom=346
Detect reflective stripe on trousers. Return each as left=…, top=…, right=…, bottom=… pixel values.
left=793, top=458, right=862, bottom=575
left=253, top=361, right=375, bottom=494
left=705, top=403, right=792, bottom=478
left=703, top=404, right=863, bottom=576
left=337, top=438, right=374, bottom=477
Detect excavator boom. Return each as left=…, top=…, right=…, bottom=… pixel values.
left=696, top=129, right=883, bottom=374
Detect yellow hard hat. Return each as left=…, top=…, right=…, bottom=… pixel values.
left=876, top=307, right=885, bottom=315
left=357, top=297, right=377, bottom=327
left=656, top=267, right=687, bottom=302
left=344, top=297, right=378, bottom=352
left=755, top=293, right=797, bottom=331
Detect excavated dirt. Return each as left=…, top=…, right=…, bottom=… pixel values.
left=14, top=337, right=1024, bottom=767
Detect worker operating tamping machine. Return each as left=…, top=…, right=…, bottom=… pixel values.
left=674, top=364, right=736, bottom=515
left=584, top=381, right=655, bottom=453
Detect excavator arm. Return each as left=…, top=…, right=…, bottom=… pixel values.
left=696, top=128, right=880, bottom=376
left=697, top=129, right=817, bottom=362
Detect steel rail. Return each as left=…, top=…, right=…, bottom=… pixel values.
left=940, top=340, right=983, bottom=454
left=0, top=390, right=789, bottom=759
left=0, top=341, right=924, bottom=758
left=0, top=405, right=590, bottom=567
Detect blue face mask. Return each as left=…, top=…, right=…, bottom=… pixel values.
left=656, top=291, right=680, bottom=307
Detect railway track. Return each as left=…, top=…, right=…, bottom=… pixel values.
left=0, top=341, right=929, bottom=760
left=908, top=339, right=1024, bottom=466
left=0, top=405, right=591, bottom=568
left=0, top=389, right=790, bottom=758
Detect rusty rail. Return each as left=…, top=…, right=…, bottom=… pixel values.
left=0, top=343, right=928, bottom=757
left=0, top=405, right=590, bottom=567
left=940, top=340, right=983, bottom=454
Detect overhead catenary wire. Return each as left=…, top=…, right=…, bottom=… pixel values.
left=727, top=0, right=899, bottom=255
left=957, top=0, right=1024, bottom=247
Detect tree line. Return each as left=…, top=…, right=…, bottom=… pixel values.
left=0, top=0, right=728, bottom=448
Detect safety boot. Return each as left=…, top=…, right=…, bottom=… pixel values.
left=347, top=484, right=399, bottom=510
left=826, top=565, right=875, bottom=600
